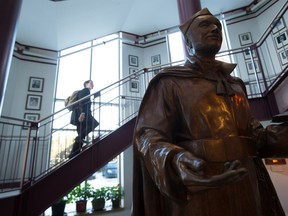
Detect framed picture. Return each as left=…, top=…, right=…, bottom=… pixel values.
left=129, top=55, right=138, bottom=67
left=28, top=77, right=44, bottom=92
left=129, top=67, right=139, bottom=79
left=243, top=48, right=256, bottom=59
left=272, top=18, right=285, bottom=34
left=274, top=30, right=288, bottom=49
left=153, top=67, right=161, bottom=75
left=25, top=94, right=42, bottom=110
left=151, top=54, right=161, bottom=66
left=278, top=48, right=288, bottom=65
left=239, top=32, right=253, bottom=46
left=246, top=60, right=260, bottom=75
left=130, top=80, right=139, bottom=93
left=23, top=113, right=40, bottom=129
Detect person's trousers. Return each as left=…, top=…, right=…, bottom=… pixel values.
left=69, top=116, right=99, bottom=158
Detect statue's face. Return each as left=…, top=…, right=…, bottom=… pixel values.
left=188, top=15, right=222, bottom=56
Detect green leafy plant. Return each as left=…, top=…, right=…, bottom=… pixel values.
left=91, top=187, right=109, bottom=201
left=91, top=187, right=109, bottom=211
left=107, top=184, right=124, bottom=201
left=66, top=183, right=93, bottom=203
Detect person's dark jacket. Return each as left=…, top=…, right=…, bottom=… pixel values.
left=70, top=87, right=91, bottom=126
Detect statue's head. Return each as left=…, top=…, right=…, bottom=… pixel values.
left=179, top=8, right=223, bottom=57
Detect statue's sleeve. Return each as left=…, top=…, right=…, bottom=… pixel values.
left=248, top=116, right=288, bottom=158
left=134, top=78, right=189, bottom=202
left=257, top=122, right=288, bottom=158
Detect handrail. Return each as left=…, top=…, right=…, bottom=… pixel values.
left=257, top=1, right=288, bottom=47
left=217, top=1, right=288, bottom=55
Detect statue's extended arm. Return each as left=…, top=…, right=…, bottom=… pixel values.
left=172, top=151, right=248, bottom=194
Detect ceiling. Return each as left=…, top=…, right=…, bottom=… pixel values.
left=16, top=0, right=254, bottom=51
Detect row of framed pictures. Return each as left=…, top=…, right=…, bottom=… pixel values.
left=239, top=18, right=287, bottom=47
left=127, top=53, right=161, bottom=93
left=26, top=76, right=44, bottom=110
left=272, top=18, right=288, bottom=66
left=239, top=33, right=260, bottom=75
left=23, top=76, right=44, bottom=128
left=128, top=54, right=161, bottom=67
left=242, top=48, right=260, bottom=75
left=272, top=18, right=287, bottom=65
left=128, top=67, right=140, bottom=93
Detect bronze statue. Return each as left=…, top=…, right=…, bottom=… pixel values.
left=132, top=8, right=288, bottom=216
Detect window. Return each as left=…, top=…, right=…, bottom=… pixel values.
left=47, top=34, right=121, bottom=215
left=168, top=31, right=185, bottom=64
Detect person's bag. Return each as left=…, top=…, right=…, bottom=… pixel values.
left=64, top=90, right=79, bottom=111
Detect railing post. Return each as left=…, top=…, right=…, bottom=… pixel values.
left=20, top=121, right=39, bottom=189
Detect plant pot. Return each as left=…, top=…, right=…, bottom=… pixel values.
left=51, top=201, right=66, bottom=216
left=112, top=199, right=121, bottom=208
left=91, top=198, right=105, bottom=211
left=76, top=200, right=87, bottom=213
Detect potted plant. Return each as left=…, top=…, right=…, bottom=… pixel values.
left=51, top=196, right=67, bottom=216
left=67, top=182, right=93, bottom=213
left=107, top=184, right=124, bottom=208
left=91, top=187, right=109, bottom=211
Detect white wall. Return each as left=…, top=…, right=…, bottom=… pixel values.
left=2, top=56, right=57, bottom=119
left=226, top=0, right=288, bottom=111
left=143, top=42, right=169, bottom=67
left=0, top=54, right=57, bottom=180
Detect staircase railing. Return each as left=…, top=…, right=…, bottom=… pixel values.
left=0, top=61, right=184, bottom=195
left=0, top=3, right=287, bottom=196
left=216, top=1, right=288, bottom=99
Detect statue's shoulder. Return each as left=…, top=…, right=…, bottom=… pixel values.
left=228, top=75, right=245, bottom=85
left=228, top=75, right=247, bottom=95
left=157, top=65, right=198, bottom=78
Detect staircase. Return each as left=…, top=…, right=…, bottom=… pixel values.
left=0, top=117, right=136, bottom=216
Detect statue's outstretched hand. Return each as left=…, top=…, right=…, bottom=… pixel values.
left=172, top=151, right=248, bottom=193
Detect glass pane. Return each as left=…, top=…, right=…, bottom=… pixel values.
left=60, top=41, right=91, bottom=56
left=168, top=31, right=185, bottom=64
left=56, top=49, right=91, bottom=99
left=91, top=39, right=119, bottom=91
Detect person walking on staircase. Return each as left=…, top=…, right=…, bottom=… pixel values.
left=69, top=80, right=99, bottom=158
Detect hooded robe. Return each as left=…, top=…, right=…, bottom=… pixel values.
left=132, top=56, right=287, bottom=216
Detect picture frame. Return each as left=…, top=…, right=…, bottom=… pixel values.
left=243, top=48, right=256, bottom=60
left=272, top=18, right=285, bottom=34
left=129, top=55, right=138, bottom=67
left=151, top=54, right=161, bottom=66
left=153, top=67, right=161, bottom=75
left=130, top=80, right=139, bottom=93
left=129, top=67, right=139, bottom=79
left=278, top=48, right=288, bottom=65
left=25, top=94, right=42, bottom=110
left=239, top=32, right=253, bottom=46
left=23, top=113, right=40, bottom=129
left=274, top=30, right=288, bottom=49
left=28, top=77, right=44, bottom=92
left=246, top=60, right=260, bottom=75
